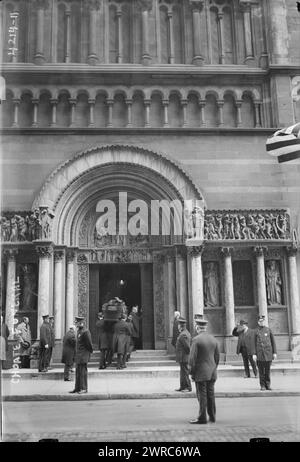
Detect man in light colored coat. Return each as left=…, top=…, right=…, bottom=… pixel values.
left=17, top=316, right=32, bottom=368
left=175, top=316, right=191, bottom=392
left=189, top=315, right=219, bottom=424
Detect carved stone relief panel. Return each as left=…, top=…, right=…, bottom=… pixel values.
left=78, top=264, right=89, bottom=319
left=153, top=253, right=165, bottom=341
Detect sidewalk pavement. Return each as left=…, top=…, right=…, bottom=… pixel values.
left=2, top=363, right=300, bottom=401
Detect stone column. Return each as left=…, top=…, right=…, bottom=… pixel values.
left=54, top=249, right=64, bottom=339
left=254, top=101, right=262, bottom=128
left=176, top=247, right=188, bottom=320
left=64, top=6, right=71, bottom=63
left=268, top=0, right=289, bottom=64
left=167, top=9, right=175, bottom=64
left=217, top=100, right=224, bottom=127
left=236, top=100, right=242, bottom=128
left=181, top=99, right=188, bottom=127
left=217, top=12, right=225, bottom=64
left=167, top=252, right=177, bottom=312
left=12, top=98, right=20, bottom=128
left=163, top=99, right=169, bottom=127
left=32, top=99, right=39, bottom=128
left=144, top=99, right=151, bottom=127
left=240, top=1, right=254, bottom=64
left=188, top=246, right=204, bottom=328
left=50, top=98, right=58, bottom=127
left=4, top=249, right=18, bottom=339
left=69, top=98, right=76, bottom=127
left=88, top=99, right=95, bottom=127
left=221, top=247, right=236, bottom=358
left=107, top=99, right=114, bottom=127
left=189, top=0, right=204, bottom=65
left=254, top=246, right=268, bottom=325
left=65, top=249, right=76, bottom=332
left=36, top=244, right=53, bottom=333
left=287, top=247, right=300, bottom=359
left=34, top=0, right=48, bottom=65
left=86, top=0, right=100, bottom=65
left=126, top=99, right=133, bottom=127
left=116, top=5, right=123, bottom=64
left=199, top=99, right=206, bottom=127
left=140, top=0, right=152, bottom=65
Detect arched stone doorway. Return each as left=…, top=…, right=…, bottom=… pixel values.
left=32, top=145, right=205, bottom=349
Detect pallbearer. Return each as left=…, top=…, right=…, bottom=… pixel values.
left=69, top=316, right=93, bottom=394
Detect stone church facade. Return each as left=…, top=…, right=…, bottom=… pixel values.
left=1, top=0, right=300, bottom=360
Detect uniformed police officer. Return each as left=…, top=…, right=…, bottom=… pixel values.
left=69, top=316, right=93, bottom=394
left=253, top=315, right=277, bottom=391
left=38, top=314, right=51, bottom=372
left=175, top=316, right=192, bottom=392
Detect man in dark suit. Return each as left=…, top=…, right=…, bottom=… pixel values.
left=38, top=314, right=51, bottom=372
left=131, top=305, right=142, bottom=350
left=232, top=319, right=257, bottom=378
left=46, top=315, right=55, bottom=369
left=96, top=312, right=114, bottom=369
left=253, top=315, right=277, bottom=391
left=175, top=316, right=192, bottom=392
left=69, top=316, right=93, bottom=394
left=113, top=314, right=131, bottom=369
left=189, top=314, right=219, bottom=424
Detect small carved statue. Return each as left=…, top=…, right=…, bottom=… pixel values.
left=22, top=264, right=37, bottom=310
left=265, top=260, right=282, bottom=305
left=203, top=262, right=220, bottom=307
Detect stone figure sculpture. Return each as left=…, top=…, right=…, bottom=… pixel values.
left=265, top=260, right=282, bottom=305
left=203, top=262, right=220, bottom=307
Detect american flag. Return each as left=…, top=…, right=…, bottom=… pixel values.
left=266, top=122, right=300, bottom=163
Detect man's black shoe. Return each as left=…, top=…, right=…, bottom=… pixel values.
left=78, top=390, right=87, bottom=394
left=209, top=417, right=216, bottom=423
left=189, top=419, right=207, bottom=425
left=266, top=387, right=272, bottom=390
left=69, top=390, right=78, bottom=393
left=64, top=378, right=71, bottom=381
left=175, top=388, right=183, bottom=392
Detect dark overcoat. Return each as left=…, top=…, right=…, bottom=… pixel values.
left=254, top=326, right=277, bottom=361
left=49, top=324, right=55, bottom=347
left=171, top=319, right=179, bottom=347
left=75, top=328, right=93, bottom=364
left=175, top=328, right=191, bottom=363
left=96, top=319, right=114, bottom=350
left=113, top=320, right=131, bottom=354
left=131, top=313, right=140, bottom=338
left=235, top=328, right=256, bottom=355
left=189, top=332, right=220, bottom=382
left=39, top=322, right=51, bottom=347
left=61, top=330, right=76, bottom=365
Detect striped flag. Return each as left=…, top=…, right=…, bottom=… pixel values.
left=266, top=122, right=300, bottom=163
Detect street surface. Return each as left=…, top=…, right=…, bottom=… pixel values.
left=2, top=396, right=300, bottom=442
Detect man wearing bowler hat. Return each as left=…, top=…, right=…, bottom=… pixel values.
left=189, top=314, right=219, bottom=424
left=253, top=315, right=277, bottom=391
left=232, top=320, right=257, bottom=378
left=175, top=316, right=192, bottom=392
left=70, top=316, right=93, bottom=394
left=38, top=314, right=51, bottom=372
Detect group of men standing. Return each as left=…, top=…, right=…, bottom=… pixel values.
left=173, top=312, right=277, bottom=424
left=96, top=306, right=141, bottom=370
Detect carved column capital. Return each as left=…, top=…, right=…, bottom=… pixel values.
left=287, top=245, right=298, bottom=257
left=88, top=98, right=96, bottom=105
left=176, top=245, right=187, bottom=259
left=54, top=250, right=64, bottom=261
left=166, top=250, right=176, bottom=262
left=187, top=245, right=204, bottom=257
left=3, top=248, right=18, bottom=261
left=138, top=0, right=153, bottom=11
left=33, top=0, right=49, bottom=9
left=12, top=98, right=20, bottom=106
left=50, top=98, right=58, bottom=106
left=189, top=0, right=204, bottom=11
left=84, top=0, right=101, bottom=11
left=153, top=253, right=165, bottom=264
left=66, top=248, right=76, bottom=262
left=254, top=246, right=267, bottom=257
left=239, top=0, right=257, bottom=10
left=69, top=98, right=77, bottom=106
left=221, top=247, right=233, bottom=257
left=36, top=245, right=53, bottom=259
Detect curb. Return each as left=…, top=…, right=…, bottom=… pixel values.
left=3, top=391, right=300, bottom=401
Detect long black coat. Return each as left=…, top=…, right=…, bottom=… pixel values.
left=39, top=322, right=51, bottom=347
left=113, top=320, right=131, bottom=354
left=189, top=332, right=220, bottom=382
left=171, top=319, right=179, bottom=347
left=232, top=327, right=256, bottom=355
left=131, top=313, right=141, bottom=338
left=175, top=328, right=191, bottom=363
left=96, top=319, right=114, bottom=350
left=254, top=326, right=277, bottom=361
left=61, top=330, right=76, bottom=365
left=75, top=328, right=93, bottom=364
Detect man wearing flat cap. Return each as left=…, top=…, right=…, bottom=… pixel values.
left=175, top=316, right=192, bottom=392
left=253, top=315, right=277, bottom=391
left=232, top=320, right=257, bottom=378
left=38, top=314, right=51, bottom=372
left=189, top=315, right=219, bottom=424
left=70, top=316, right=93, bottom=394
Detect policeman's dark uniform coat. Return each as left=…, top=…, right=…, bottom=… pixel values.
left=113, top=319, right=131, bottom=368
left=232, top=326, right=257, bottom=377
left=96, top=318, right=114, bottom=368
left=46, top=321, right=55, bottom=368
left=61, top=330, right=76, bottom=380
left=39, top=320, right=51, bottom=372
left=254, top=325, right=277, bottom=390
left=189, top=331, right=220, bottom=423
left=74, top=328, right=93, bottom=392
left=175, top=327, right=192, bottom=391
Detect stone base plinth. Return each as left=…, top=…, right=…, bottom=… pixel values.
left=224, top=336, right=238, bottom=360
